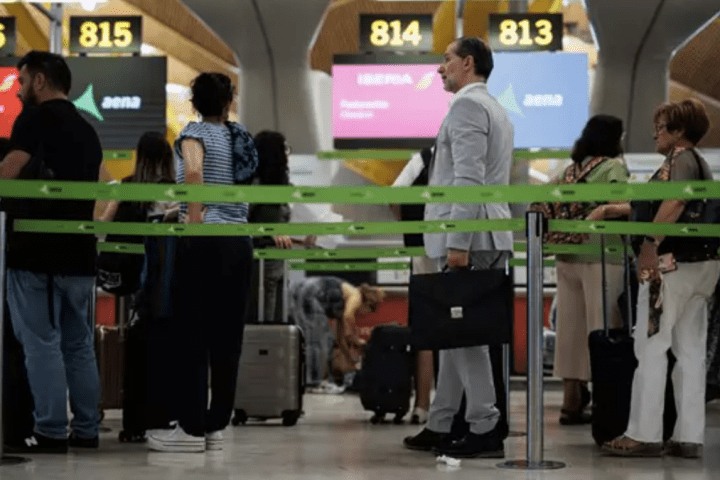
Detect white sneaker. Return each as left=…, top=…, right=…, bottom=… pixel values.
left=206, top=431, right=223, bottom=451
left=323, top=383, right=346, bottom=395
left=147, top=424, right=205, bottom=453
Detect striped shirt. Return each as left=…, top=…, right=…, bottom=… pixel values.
left=175, top=122, right=256, bottom=224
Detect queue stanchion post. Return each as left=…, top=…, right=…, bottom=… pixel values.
left=258, top=258, right=265, bottom=324
left=282, top=260, right=289, bottom=323
left=499, top=211, right=565, bottom=470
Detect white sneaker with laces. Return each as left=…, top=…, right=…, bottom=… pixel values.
left=147, top=424, right=205, bottom=453
left=206, top=430, right=224, bottom=451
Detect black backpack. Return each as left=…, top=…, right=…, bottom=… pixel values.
left=96, top=201, right=148, bottom=296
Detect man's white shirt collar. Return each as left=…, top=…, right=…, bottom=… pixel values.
left=449, top=81, right=488, bottom=107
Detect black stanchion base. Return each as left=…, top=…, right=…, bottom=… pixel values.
left=497, top=460, right=566, bottom=470
left=2, top=455, right=31, bottom=465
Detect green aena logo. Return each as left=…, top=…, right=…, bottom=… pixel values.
left=73, top=84, right=143, bottom=122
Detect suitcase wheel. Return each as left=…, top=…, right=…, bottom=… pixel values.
left=232, top=409, right=248, bottom=426
left=282, top=411, right=300, bottom=427
left=393, top=413, right=405, bottom=425
left=370, top=412, right=385, bottom=424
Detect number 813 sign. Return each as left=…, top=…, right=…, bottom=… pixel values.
left=70, top=16, right=142, bottom=55
left=489, top=13, right=563, bottom=52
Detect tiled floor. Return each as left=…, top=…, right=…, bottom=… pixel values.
left=2, top=388, right=719, bottom=480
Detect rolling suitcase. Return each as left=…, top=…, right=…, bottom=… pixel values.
left=232, top=259, right=305, bottom=427
left=589, top=236, right=676, bottom=446
left=358, top=324, right=414, bottom=424
left=95, top=310, right=125, bottom=411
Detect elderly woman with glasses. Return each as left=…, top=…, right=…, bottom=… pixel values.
left=602, top=99, right=720, bottom=458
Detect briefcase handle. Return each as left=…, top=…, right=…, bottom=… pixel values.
left=441, top=264, right=478, bottom=273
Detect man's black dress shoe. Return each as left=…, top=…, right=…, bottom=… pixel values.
left=432, top=430, right=505, bottom=459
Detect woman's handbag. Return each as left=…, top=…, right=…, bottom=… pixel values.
left=631, top=149, right=720, bottom=257
left=409, top=267, right=513, bottom=350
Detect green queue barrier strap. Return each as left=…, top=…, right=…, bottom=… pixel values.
left=15, top=217, right=720, bottom=238
left=549, top=219, right=720, bottom=237
left=508, top=258, right=556, bottom=268
left=1, top=180, right=719, bottom=204
left=12, top=218, right=525, bottom=237
left=255, top=246, right=425, bottom=260
left=291, top=262, right=410, bottom=272
left=96, top=242, right=145, bottom=254
left=513, top=242, right=628, bottom=255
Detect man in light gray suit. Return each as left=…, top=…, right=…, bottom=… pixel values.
left=403, top=37, right=514, bottom=459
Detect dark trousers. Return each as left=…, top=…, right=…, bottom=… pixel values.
left=173, top=236, right=253, bottom=437
left=143, top=314, right=178, bottom=431
left=3, top=302, right=35, bottom=446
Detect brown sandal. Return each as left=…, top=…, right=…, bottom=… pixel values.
left=601, top=436, right=663, bottom=457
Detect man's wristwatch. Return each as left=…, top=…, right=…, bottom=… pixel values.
left=644, top=235, right=661, bottom=247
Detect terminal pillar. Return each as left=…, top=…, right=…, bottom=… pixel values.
left=585, top=0, right=719, bottom=152
left=181, top=0, right=329, bottom=154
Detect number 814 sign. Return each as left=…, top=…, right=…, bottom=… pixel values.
left=70, top=16, right=142, bottom=55
left=360, top=14, right=433, bottom=52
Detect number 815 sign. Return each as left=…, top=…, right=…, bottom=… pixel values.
left=488, top=13, right=563, bottom=52
left=70, top=16, right=142, bottom=55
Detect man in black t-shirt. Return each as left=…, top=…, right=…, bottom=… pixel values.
left=0, top=51, right=102, bottom=453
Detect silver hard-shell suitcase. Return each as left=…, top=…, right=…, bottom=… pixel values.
left=232, top=259, right=305, bottom=426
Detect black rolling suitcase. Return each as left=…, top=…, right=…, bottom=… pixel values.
left=358, top=324, right=414, bottom=424
left=589, top=236, right=676, bottom=446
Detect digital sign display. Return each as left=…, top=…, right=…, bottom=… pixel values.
left=489, top=13, right=563, bottom=52
left=333, top=55, right=451, bottom=149
left=66, top=56, right=167, bottom=150
left=0, top=56, right=167, bottom=151
left=487, top=52, right=588, bottom=149
left=332, top=52, right=588, bottom=150
left=69, top=16, right=142, bottom=55
left=0, top=66, right=22, bottom=138
left=0, top=17, right=16, bottom=57
left=359, top=14, right=433, bottom=52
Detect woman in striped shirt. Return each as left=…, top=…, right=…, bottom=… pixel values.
left=147, top=73, right=258, bottom=453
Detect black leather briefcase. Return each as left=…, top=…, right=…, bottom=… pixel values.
left=409, top=268, right=513, bottom=350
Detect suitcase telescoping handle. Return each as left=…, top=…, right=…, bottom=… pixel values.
left=257, top=257, right=291, bottom=324
left=600, top=234, right=634, bottom=336
left=600, top=234, right=609, bottom=336
left=622, top=235, right=633, bottom=336
left=258, top=257, right=265, bottom=324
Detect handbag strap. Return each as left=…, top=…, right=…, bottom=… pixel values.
left=564, top=156, right=606, bottom=184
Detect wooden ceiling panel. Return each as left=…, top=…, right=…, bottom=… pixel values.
left=122, top=0, right=237, bottom=66
left=670, top=18, right=720, bottom=101
left=311, top=0, right=443, bottom=74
